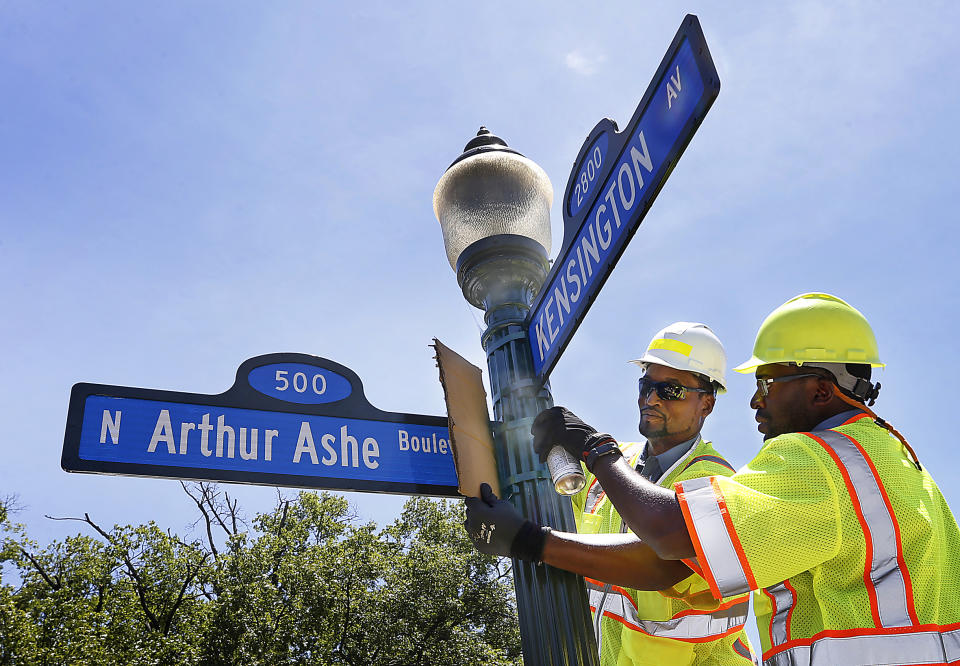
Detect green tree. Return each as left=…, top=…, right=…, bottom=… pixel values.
left=1, top=517, right=209, bottom=665
left=0, top=486, right=521, bottom=665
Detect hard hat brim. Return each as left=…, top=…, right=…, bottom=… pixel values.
left=732, top=357, right=765, bottom=374
left=733, top=356, right=886, bottom=374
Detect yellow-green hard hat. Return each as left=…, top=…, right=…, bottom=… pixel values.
left=734, top=293, right=884, bottom=374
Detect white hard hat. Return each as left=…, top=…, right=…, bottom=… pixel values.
left=629, top=322, right=727, bottom=393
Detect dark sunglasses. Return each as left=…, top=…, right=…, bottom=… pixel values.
left=638, top=377, right=711, bottom=401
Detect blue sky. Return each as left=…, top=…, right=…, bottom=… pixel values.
left=3, top=0, right=959, bottom=650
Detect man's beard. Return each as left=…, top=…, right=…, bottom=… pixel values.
left=639, top=409, right=668, bottom=439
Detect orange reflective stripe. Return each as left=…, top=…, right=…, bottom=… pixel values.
left=832, top=392, right=922, bottom=470
left=584, top=442, right=644, bottom=515
left=586, top=577, right=640, bottom=631
left=711, top=476, right=759, bottom=591
left=675, top=476, right=757, bottom=598
left=585, top=578, right=750, bottom=643
left=676, top=477, right=724, bottom=599
left=838, top=429, right=919, bottom=626
left=682, top=556, right=703, bottom=578
left=670, top=593, right=749, bottom=619
left=839, top=412, right=872, bottom=427
left=763, top=622, right=960, bottom=665
left=806, top=431, right=883, bottom=625
left=584, top=477, right=605, bottom=514
left=804, top=430, right=917, bottom=628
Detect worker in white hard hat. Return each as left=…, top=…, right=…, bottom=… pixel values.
left=471, top=323, right=757, bottom=665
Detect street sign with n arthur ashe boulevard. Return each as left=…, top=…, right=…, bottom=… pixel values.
left=62, top=353, right=459, bottom=497
left=527, top=15, right=720, bottom=380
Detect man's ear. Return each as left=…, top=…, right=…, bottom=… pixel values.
left=812, top=378, right=836, bottom=406
left=700, top=393, right=716, bottom=419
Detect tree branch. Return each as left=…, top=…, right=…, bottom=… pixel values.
left=80, top=512, right=161, bottom=632
left=415, top=617, right=450, bottom=666
left=335, top=571, right=353, bottom=658
left=17, top=546, right=60, bottom=591
left=224, top=491, right=239, bottom=535
left=200, top=484, right=234, bottom=537
left=180, top=482, right=219, bottom=557
left=94, top=582, right=105, bottom=613
left=269, top=499, right=290, bottom=590
left=161, top=554, right=208, bottom=635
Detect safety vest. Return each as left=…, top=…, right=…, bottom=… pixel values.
left=573, top=437, right=757, bottom=665
left=675, top=414, right=960, bottom=666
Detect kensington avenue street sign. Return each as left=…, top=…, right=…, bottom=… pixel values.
left=527, top=15, right=720, bottom=380
left=62, top=353, right=459, bottom=496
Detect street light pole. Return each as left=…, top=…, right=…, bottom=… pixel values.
left=434, top=128, right=599, bottom=666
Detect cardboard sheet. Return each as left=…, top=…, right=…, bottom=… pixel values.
left=432, top=339, right=500, bottom=498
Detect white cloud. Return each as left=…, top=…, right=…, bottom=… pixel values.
left=564, top=49, right=605, bottom=75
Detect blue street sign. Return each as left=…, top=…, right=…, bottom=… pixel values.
left=62, top=353, right=458, bottom=496
left=527, top=15, right=720, bottom=380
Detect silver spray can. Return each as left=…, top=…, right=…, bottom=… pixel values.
left=547, top=446, right=586, bottom=495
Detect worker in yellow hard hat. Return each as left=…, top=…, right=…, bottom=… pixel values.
left=569, top=322, right=755, bottom=665
left=465, top=293, right=960, bottom=666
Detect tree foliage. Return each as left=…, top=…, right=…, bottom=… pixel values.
left=0, top=486, right=521, bottom=665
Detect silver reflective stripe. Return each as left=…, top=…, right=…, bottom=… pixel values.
left=585, top=443, right=644, bottom=515
left=587, top=580, right=639, bottom=626
left=585, top=578, right=612, bottom=656
left=764, top=625, right=960, bottom=666
left=766, top=582, right=795, bottom=647
left=635, top=599, right=749, bottom=640
left=813, top=430, right=912, bottom=628
left=584, top=480, right=606, bottom=514
left=677, top=477, right=752, bottom=596
left=586, top=580, right=748, bottom=640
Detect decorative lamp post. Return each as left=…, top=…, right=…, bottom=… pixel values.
left=434, top=127, right=599, bottom=665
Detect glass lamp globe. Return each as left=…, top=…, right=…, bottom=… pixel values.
left=433, top=127, right=553, bottom=273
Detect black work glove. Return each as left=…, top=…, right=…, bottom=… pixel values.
left=463, top=483, right=550, bottom=562
left=531, top=406, right=614, bottom=464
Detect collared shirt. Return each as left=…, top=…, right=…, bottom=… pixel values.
left=814, top=408, right=864, bottom=431
left=638, top=434, right=700, bottom=483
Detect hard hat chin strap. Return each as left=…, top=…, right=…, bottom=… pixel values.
left=831, top=388, right=922, bottom=471
left=795, top=362, right=919, bottom=470
left=802, top=362, right=880, bottom=406
left=852, top=378, right=882, bottom=406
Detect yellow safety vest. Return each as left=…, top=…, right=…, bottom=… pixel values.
left=573, top=437, right=757, bottom=665
left=676, top=413, right=960, bottom=665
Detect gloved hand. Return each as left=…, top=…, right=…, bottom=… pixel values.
left=463, top=483, right=550, bottom=562
left=531, top=406, right=613, bottom=464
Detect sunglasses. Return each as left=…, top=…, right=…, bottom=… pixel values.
left=638, top=377, right=711, bottom=401
left=754, top=373, right=823, bottom=397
